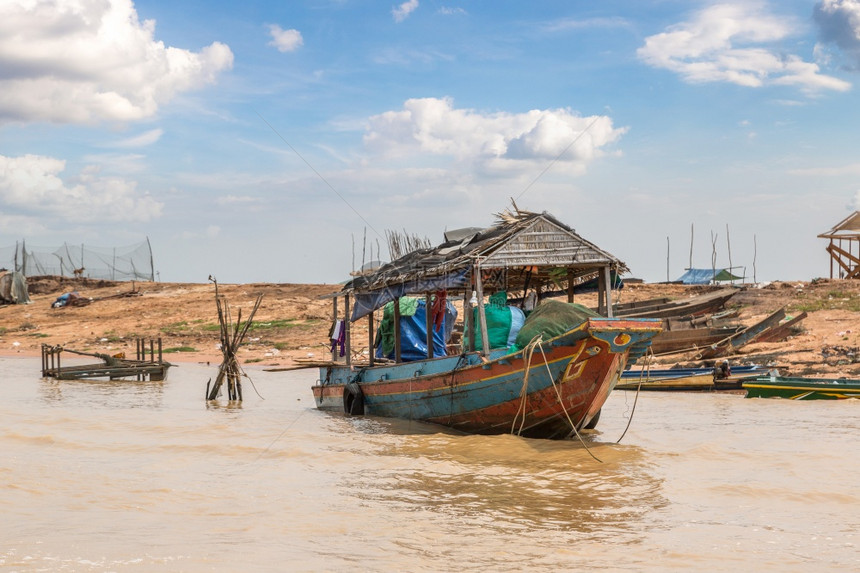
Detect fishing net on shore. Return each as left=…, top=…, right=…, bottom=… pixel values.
left=0, top=239, right=154, bottom=281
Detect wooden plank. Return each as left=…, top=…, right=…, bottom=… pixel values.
left=698, top=307, right=786, bottom=359
left=755, top=312, right=807, bottom=343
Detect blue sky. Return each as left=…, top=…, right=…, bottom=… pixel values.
left=2, top=0, right=860, bottom=284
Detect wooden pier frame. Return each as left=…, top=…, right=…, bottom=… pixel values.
left=41, top=339, right=170, bottom=381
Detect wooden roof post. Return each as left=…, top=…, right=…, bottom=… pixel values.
left=393, top=296, right=402, bottom=363
left=474, top=264, right=491, bottom=356
left=566, top=268, right=575, bottom=303
left=425, top=293, right=433, bottom=359
left=597, top=270, right=606, bottom=316
left=331, top=296, right=339, bottom=362
left=604, top=266, right=614, bottom=318
left=345, top=293, right=352, bottom=366
left=368, top=311, right=375, bottom=367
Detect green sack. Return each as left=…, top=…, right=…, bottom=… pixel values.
left=464, top=291, right=513, bottom=352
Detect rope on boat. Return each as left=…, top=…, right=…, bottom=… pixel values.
left=515, top=335, right=602, bottom=463
left=511, top=336, right=541, bottom=436
left=616, top=346, right=653, bottom=444
left=534, top=341, right=603, bottom=463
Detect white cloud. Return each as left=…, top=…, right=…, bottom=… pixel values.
left=815, top=0, right=860, bottom=70
left=215, top=195, right=261, bottom=206
left=638, top=3, right=850, bottom=93
left=363, top=97, right=625, bottom=176
left=393, top=0, right=419, bottom=23
left=0, top=0, right=234, bottom=125
left=114, top=128, right=164, bottom=148
left=0, top=154, right=163, bottom=222
left=267, top=25, right=303, bottom=53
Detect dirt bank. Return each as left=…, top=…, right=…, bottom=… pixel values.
left=2, top=276, right=859, bottom=377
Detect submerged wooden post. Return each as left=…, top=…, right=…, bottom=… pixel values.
left=206, top=279, right=261, bottom=401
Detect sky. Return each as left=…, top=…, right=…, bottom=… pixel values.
left=2, top=0, right=860, bottom=285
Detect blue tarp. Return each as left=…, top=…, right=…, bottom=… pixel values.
left=676, top=268, right=743, bottom=285
left=375, top=298, right=458, bottom=362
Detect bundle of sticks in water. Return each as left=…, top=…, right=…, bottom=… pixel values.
left=206, top=278, right=262, bottom=401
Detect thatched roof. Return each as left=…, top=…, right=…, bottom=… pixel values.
left=347, top=209, right=627, bottom=300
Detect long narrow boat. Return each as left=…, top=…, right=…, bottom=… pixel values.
left=616, top=364, right=763, bottom=392
left=317, top=317, right=660, bottom=438
left=743, top=375, right=860, bottom=400
left=612, top=288, right=737, bottom=319
left=312, top=209, right=662, bottom=439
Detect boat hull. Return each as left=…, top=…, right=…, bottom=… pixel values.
left=312, top=318, right=661, bottom=439
left=617, top=365, right=762, bottom=392
left=743, top=376, right=860, bottom=400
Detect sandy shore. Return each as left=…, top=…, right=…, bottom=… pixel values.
left=2, top=276, right=859, bottom=377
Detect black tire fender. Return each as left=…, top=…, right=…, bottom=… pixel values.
left=343, top=382, right=365, bottom=416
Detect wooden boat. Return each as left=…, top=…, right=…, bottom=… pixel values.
left=317, top=318, right=662, bottom=438
left=743, top=375, right=860, bottom=400
left=612, top=288, right=737, bottom=319
left=616, top=364, right=763, bottom=392
left=312, top=209, right=662, bottom=439
left=698, top=307, right=787, bottom=359
left=650, top=325, right=742, bottom=354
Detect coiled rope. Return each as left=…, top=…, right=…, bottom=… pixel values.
left=514, top=335, right=603, bottom=463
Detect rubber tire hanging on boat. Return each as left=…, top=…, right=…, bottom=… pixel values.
left=343, top=382, right=365, bottom=416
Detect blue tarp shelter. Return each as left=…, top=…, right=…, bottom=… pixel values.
left=676, top=268, right=743, bottom=285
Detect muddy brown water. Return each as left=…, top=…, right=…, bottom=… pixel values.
left=1, top=357, right=857, bottom=571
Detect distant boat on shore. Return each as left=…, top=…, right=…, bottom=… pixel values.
left=743, top=375, right=860, bottom=400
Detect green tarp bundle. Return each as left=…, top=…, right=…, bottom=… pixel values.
left=514, top=300, right=599, bottom=349
left=375, top=297, right=420, bottom=357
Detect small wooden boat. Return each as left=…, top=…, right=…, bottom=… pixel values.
left=616, top=364, right=763, bottom=392
left=743, top=375, right=860, bottom=400
left=698, top=307, right=787, bottom=359
left=612, top=288, right=737, bottom=319
left=312, top=209, right=662, bottom=439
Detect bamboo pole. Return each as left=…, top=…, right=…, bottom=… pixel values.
left=475, top=265, right=490, bottom=356
left=368, top=312, right=375, bottom=367
left=393, top=296, right=402, bottom=363
left=425, top=293, right=433, bottom=359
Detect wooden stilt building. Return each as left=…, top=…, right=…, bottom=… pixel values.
left=819, top=211, right=860, bottom=279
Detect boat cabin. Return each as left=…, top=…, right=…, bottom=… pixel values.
left=324, top=209, right=628, bottom=366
